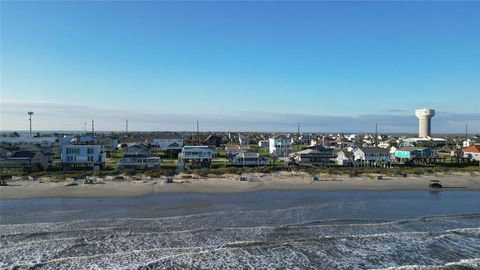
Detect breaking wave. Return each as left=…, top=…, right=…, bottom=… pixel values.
left=1, top=212, right=479, bottom=269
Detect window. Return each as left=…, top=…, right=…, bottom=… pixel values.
left=66, top=148, right=80, bottom=155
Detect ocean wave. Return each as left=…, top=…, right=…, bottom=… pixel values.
left=1, top=219, right=479, bottom=269
left=377, top=258, right=480, bottom=270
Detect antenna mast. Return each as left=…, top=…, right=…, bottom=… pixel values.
left=465, top=123, right=468, bottom=147
left=91, top=120, right=95, bottom=141
left=27, top=112, right=34, bottom=137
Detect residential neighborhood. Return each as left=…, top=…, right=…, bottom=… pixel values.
left=1, top=127, right=479, bottom=175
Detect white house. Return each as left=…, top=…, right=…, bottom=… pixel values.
left=61, top=145, right=106, bottom=170
left=463, top=145, right=480, bottom=161
left=117, top=144, right=160, bottom=169
left=353, top=147, right=391, bottom=166
left=151, top=135, right=184, bottom=149
left=178, top=146, right=214, bottom=169
left=225, top=145, right=242, bottom=156
left=378, top=141, right=391, bottom=148
left=229, top=152, right=268, bottom=166
left=336, top=151, right=353, bottom=166
left=269, top=135, right=292, bottom=158
left=463, top=139, right=473, bottom=148
left=179, top=146, right=214, bottom=160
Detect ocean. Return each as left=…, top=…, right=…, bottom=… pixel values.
left=1, top=190, right=479, bottom=269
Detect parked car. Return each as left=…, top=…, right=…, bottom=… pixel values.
left=429, top=180, right=442, bottom=188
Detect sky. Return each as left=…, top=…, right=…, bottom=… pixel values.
left=1, top=1, right=479, bottom=133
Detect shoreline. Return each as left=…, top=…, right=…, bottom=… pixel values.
left=1, top=174, right=480, bottom=200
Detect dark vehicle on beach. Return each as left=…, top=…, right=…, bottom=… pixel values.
left=429, top=180, right=443, bottom=188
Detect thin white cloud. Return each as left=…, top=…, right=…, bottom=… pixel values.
left=1, top=99, right=479, bottom=133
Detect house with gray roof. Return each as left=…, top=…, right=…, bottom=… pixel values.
left=0, top=150, right=49, bottom=172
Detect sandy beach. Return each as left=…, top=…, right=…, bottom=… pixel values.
left=1, top=172, right=480, bottom=200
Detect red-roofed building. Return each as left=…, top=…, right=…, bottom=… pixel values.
left=463, top=145, right=480, bottom=161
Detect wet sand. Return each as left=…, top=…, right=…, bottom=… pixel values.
left=1, top=173, right=480, bottom=200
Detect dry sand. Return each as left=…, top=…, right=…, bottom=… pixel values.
left=1, top=173, right=480, bottom=200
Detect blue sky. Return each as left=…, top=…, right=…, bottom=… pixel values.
left=1, top=1, right=479, bottom=132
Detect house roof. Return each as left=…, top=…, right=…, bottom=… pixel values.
left=270, top=135, right=288, bottom=140
left=120, top=138, right=144, bottom=144
left=225, top=145, right=241, bottom=149
left=0, top=137, right=57, bottom=144
left=356, top=147, right=390, bottom=154
left=337, top=151, right=353, bottom=158
left=128, top=144, right=149, bottom=149
left=463, top=145, right=480, bottom=153
left=292, top=149, right=317, bottom=155
left=303, top=145, right=332, bottom=151
left=10, top=150, right=37, bottom=159
left=397, top=147, right=427, bottom=152
left=291, top=149, right=331, bottom=156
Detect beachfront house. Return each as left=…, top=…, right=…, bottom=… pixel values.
left=336, top=150, right=354, bottom=166
left=290, top=147, right=334, bottom=167
left=117, top=144, right=160, bottom=169
left=99, top=137, right=119, bottom=158
left=353, top=147, right=391, bottom=167
left=178, top=146, right=214, bottom=168
left=394, top=147, right=436, bottom=162
left=61, top=145, right=106, bottom=170
left=229, top=152, right=268, bottom=166
left=269, top=135, right=292, bottom=158
left=0, top=150, right=49, bottom=172
left=463, top=145, right=480, bottom=161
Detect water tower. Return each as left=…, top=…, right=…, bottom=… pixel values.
left=415, top=108, right=435, bottom=138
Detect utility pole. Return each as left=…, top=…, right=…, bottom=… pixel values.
left=28, top=112, right=34, bottom=137
left=84, top=122, right=87, bottom=133
left=466, top=123, right=468, bottom=143
left=196, top=120, right=200, bottom=145
left=126, top=119, right=128, bottom=134
left=297, top=122, right=300, bottom=136
left=375, top=122, right=378, bottom=147
left=92, top=120, right=95, bottom=141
